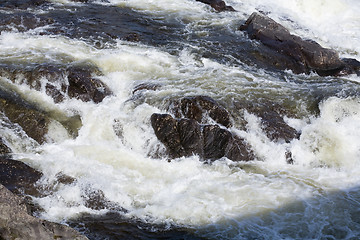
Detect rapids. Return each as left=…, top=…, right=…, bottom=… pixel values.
left=1, top=0, right=360, bottom=239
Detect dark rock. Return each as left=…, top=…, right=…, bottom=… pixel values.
left=172, top=96, right=232, bottom=128
left=0, top=92, right=50, bottom=144
left=0, top=87, right=81, bottom=143
left=0, top=156, right=42, bottom=196
left=0, top=12, right=54, bottom=33
left=0, top=183, right=88, bottom=240
left=0, top=138, right=11, bottom=155
left=239, top=12, right=351, bottom=76
left=338, top=58, right=360, bottom=76
left=234, top=100, right=299, bottom=143
left=196, top=0, right=236, bottom=12
left=0, top=0, right=48, bottom=9
left=202, top=125, right=232, bottom=160
left=225, top=136, right=255, bottom=162
left=177, top=118, right=204, bottom=157
left=0, top=63, right=112, bottom=103
left=150, top=113, right=185, bottom=158
left=132, top=83, right=160, bottom=95
left=150, top=113, right=253, bottom=162
left=67, top=65, right=112, bottom=103
left=123, top=33, right=141, bottom=42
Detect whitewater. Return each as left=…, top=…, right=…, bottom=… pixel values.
left=1, top=0, right=360, bottom=239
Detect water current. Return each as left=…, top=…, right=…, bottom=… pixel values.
left=1, top=0, right=360, bottom=239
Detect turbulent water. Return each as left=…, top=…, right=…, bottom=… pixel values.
left=1, top=0, right=360, bottom=239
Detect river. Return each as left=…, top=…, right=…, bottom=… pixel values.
left=1, top=0, right=360, bottom=239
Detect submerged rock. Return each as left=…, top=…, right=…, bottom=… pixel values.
left=150, top=113, right=253, bottom=161
left=171, top=95, right=232, bottom=128
left=0, top=0, right=48, bottom=9
left=196, top=0, right=235, bottom=12
left=234, top=100, right=299, bottom=143
left=0, top=183, right=88, bottom=240
left=0, top=63, right=112, bottom=103
left=0, top=91, right=50, bottom=144
left=0, top=138, right=11, bottom=155
left=240, top=12, right=360, bottom=76
left=0, top=12, right=54, bottom=33
left=67, top=65, right=112, bottom=103
left=0, top=88, right=81, bottom=143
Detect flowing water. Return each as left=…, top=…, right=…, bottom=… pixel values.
left=1, top=0, right=360, bottom=239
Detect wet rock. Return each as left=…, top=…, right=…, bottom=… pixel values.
left=0, top=12, right=54, bottom=33
left=67, top=65, right=112, bottom=103
left=0, top=63, right=112, bottom=103
left=0, top=0, right=48, bottom=9
left=0, top=138, right=11, bottom=155
left=0, top=90, right=50, bottom=144
left=0, top=156, right=42, bottom=197
left=0, top=183, right=88, bottom=240
left=239, top=12, right=353, bottom=76
left=196, top=0, right=236, bottom=12
left=171, top=96, right=232, bottom=128
left=123, top=32, right=141, bottom=42
left=132, top=83, right=160, bottom=95
left=338, top=58, right=360, bottom=76
left=234, top=100, right=299, bottom=143
left=150, top=113, right=253, bottom=161
left=0, top=87, right=81, bottom=143
left=150, top=113, right=185, bottom=159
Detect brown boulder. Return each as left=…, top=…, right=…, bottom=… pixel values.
left=150, top=113, right=253, bottom=162
left=239, top=12, right=359, bottom=76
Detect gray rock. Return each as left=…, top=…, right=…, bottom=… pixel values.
left=0, top=184, right=88, bottom=240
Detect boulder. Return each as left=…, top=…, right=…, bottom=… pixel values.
left=0, top=92, right=50, bottom=144
left=67, top=65, right=112, bottom=103
left=171, top=96, right=232, bottom=128
left=0, top=183, right=88, bottom=240
left=150, top=113, right=253, bottom=161
left=234, top=100, right=299, bottom=143
left=240, top=12, right=360, bottom=76
left=0, top=138, right=11, bottom=155
left=0, top=156, right=42, bottom=197
left=150, top=113, right=186, bottom=159
left=0, top=63, right=112, bottom=103
left=196, top=0, right=235, bottom=12
left=0, top=88, right=81, bottom=143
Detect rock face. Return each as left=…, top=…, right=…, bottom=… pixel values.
left=240, top=12, right=360, bottom=76
left=196, top=0, right=235, bottom=12
left=0, top=183, right=88, bottom=240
